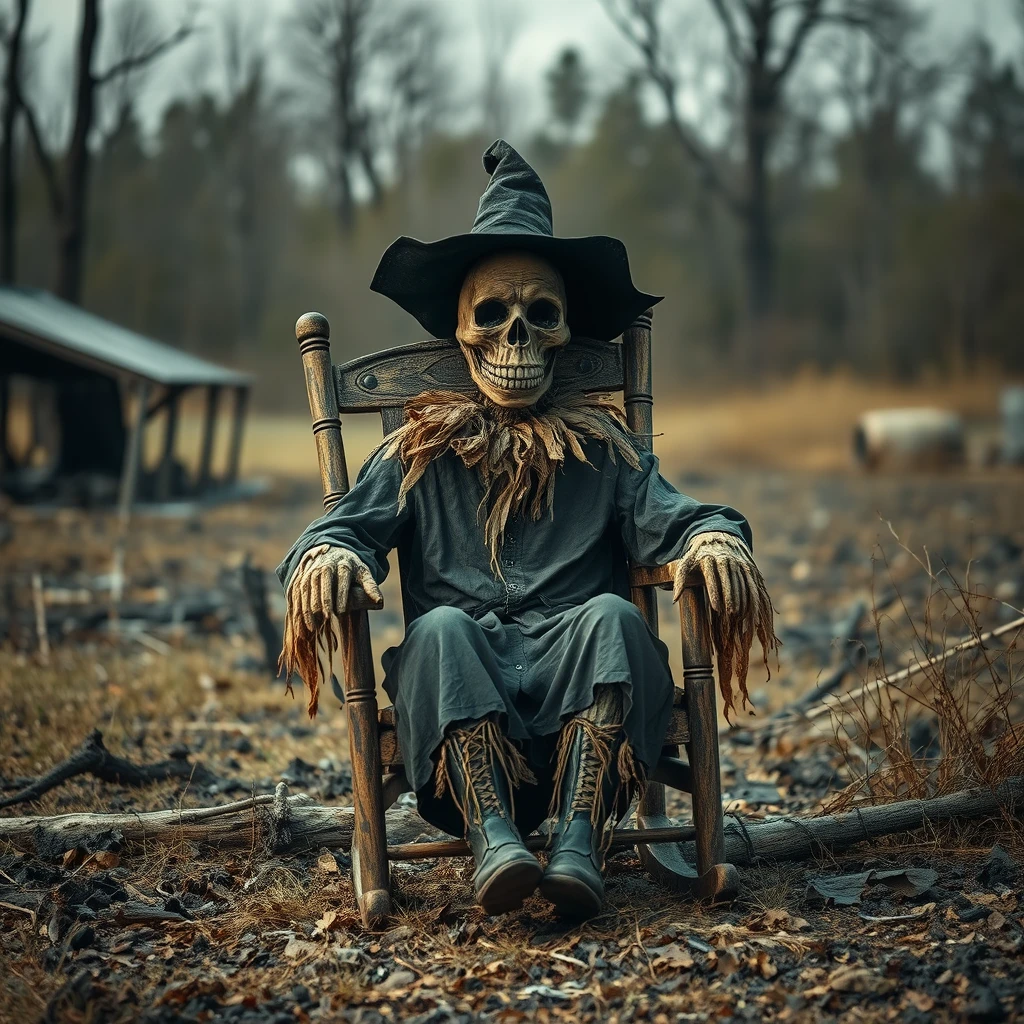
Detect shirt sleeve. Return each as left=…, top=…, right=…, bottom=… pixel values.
left=615, top=447, right=752, bottom=566
left=276, top=449, right=410, bottom=590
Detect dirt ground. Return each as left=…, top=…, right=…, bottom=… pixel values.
left=1, top=387, right=1023, bottom=1023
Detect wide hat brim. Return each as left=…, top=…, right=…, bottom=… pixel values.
left=370, top=232, right=662, bottom=343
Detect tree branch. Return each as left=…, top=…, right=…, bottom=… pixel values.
left=771, top=0, right=825, bottom=85
left=601, top=0, right=746, bottom=216
left=93, top=21, right=193, bottom=86
left=12, top=85, right=63, bottom=217
left=707, top=0, right=748, bottom=65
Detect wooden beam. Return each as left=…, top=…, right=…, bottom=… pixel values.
left=225, top=386, right=248, bottom=484
left=0, top=375, right=8, bottom=472
left=155, top=387, right=181, bottom=501
left=196, top=384, right=221, bottom=491
left=386, top=824, right=700, bottom=862
left=113, top=378, right=150, bottom=603
left=117, top=378, right=149, bottom=520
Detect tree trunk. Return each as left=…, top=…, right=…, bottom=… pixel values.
left=742, top=69, right=776, bottom=363
left=0, top=0, right=31, bottom=284
left=55, top=0, right=100, bottom=304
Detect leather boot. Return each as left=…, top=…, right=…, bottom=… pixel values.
left=436, top=720, right=542, bottom=915
left=542, top=689, right=633, bottom=918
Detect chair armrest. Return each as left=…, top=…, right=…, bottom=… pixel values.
left=629, top=565, right=703, bottom=591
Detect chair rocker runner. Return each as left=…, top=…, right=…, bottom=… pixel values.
left=292, top=308, right=739, bottom=929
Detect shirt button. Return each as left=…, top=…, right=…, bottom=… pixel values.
left=515, top=664, right=523, bottom=671
left=505, top=560, right=514, bottom=567
left=507, top=583, right=519, bottom=591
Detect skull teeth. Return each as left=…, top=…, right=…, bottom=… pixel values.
left=479, top=360, right=546, bottom=390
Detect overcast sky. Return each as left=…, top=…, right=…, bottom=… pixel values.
left=24, top=0, right=1024, bottom=142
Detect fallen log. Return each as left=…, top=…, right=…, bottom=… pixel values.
left=0, top=785, right=434, bottom=858
left=0, top=729, right=218, bottom=810
left=710, top=776, right=1023, bottom=866
left=1, top=778, right=1019, bottom=869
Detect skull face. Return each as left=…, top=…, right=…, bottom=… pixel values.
left=456, top=251, right=569, bottom=408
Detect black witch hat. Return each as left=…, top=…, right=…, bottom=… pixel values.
left=370, top=140, right=661, bottom=343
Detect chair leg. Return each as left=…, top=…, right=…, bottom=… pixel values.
left=340, top=611, right=392, bottom=928
left=684, top=658, right=739, bottom=903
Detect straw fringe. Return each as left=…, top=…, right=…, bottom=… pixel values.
left=278, top=603, right=339, bottom=719
left=434, top=719, right=537, bottom=830
left=707, top=533, right=780, bottom=723
left=377, top=390, right=640, bottom=577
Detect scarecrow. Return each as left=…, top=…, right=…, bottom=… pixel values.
left=279, top=141, right=776, bottom=918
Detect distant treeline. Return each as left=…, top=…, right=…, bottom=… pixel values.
left=4, top=0, right=1024, bottom=406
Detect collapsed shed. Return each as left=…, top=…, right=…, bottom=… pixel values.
left=0, top=286, right=258, bottom=511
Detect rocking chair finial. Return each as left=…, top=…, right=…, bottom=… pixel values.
left=296, top=311, right=330, bottom=348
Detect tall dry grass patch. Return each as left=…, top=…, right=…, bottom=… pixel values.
left=826, top=527, right=1023, bottom=839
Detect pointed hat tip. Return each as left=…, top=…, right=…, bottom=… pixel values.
left=482, top=139, right=513, bottom=175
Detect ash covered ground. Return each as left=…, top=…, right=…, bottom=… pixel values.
left=1, top=466, right=1022, bottom=1023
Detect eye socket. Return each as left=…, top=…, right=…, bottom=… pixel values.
left=526, top=299, right=561, bottom=329
left=474, top=300, right=508, bottom=328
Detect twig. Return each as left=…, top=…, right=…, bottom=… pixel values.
left=809, top=613, right=1024, bottom=723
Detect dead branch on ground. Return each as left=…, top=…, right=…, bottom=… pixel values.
left=0, top=729, right=216, bottom=810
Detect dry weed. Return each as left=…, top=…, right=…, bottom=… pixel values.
left=826, top=525, right=1023, bottom=845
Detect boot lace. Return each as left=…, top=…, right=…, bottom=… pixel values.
left=435, top=719, right=535, bottom=830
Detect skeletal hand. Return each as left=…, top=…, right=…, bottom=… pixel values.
left=670, top=531, right=757, bottom=615
left=279, top=544, right=382, bottom=720
left=669, top=531, right=778, bottom=720
left=287, top=544, right=383, bottom=629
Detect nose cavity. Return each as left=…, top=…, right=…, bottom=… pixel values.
left=507, top=317, right=529, bottom=346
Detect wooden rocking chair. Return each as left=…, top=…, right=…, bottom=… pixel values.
left=294, top=309, right=738, bottom=928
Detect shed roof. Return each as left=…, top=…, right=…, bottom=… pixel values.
left=0, top=286, right=252, bottom=387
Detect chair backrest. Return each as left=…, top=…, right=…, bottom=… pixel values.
left=295, top=310, right=663, bottom=631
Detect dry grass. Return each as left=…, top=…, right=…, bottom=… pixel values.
left=656, top=370, right=1004, bottom=474
left=0, top=643, right=350, bottom=816
left=825, top=530, right=1024, bottom=843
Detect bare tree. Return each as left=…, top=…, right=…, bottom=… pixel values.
left=479, top=0, right=523, bottom=137
left=603, top=0, right=897, bottom=352
left=546, top=47, right=590, bottom=144
left=0, top=0, right=30, bottom=283
left=290, top=0, right=376, bottom=230
left=289, top=0, right=446, bottom=230
left=16, top=0, right=191, bottom=303
left=382, top=2, right=447, bottom=182
left=216, top=4, right=275, bottom=348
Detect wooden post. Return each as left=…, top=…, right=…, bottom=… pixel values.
left=196, top=385, right=221, bottom=492
left=622, top=309, right=658, bottom=633
left=680, top=587, right=734, bottom=898
left=296, top=312, right=390, bottom=928
left=31, top=571, right=49, bottom=663
left=622, top=310, right=668, bottom=828
left=155, top=387, right=181, bottom=502
left=0, top=375, right=8, bottom=472
left=225, top=387, right=248, bottom=484
left=112, top=378, right=150, bottom=605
